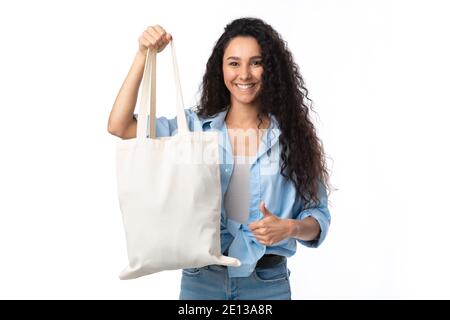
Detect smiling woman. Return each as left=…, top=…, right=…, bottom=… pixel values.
left=108, top=17, right=332, bottom=300
left=222, top=37, right=264, bottom=105
left=185, top=17, right=332, bottom=300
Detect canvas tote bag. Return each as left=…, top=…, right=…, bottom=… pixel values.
left=116, top=40, right=241, bottom=280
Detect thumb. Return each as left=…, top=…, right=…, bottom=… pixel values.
left=166, top=33, right=172, bottom=41
left=259, top=201, right=272, bottom=217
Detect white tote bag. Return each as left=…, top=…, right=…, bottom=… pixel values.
left=116, top=40, right=240, bottom=280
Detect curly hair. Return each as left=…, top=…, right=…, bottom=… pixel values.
left=195, top=17, right=330, bottom=207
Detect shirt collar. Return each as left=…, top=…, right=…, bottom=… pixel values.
left=200, top=109, right=228, bottom=131
left=200, top=107, right=280, bottom=132
left=199, top=107, right=281, bottom=160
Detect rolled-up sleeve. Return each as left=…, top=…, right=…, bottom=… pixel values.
left=295, top=182, right=331, bottom=248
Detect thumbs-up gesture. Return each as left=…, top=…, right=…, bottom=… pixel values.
left=248, top=201, right=291, bottom=246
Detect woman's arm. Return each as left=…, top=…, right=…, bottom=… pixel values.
left=287, top=217, right=321, bottom=241
left=107, top=52, right=145, bottom=139
left=249, top=202, right=321, bottom=246
left=107, top=25, right=172, bottom=139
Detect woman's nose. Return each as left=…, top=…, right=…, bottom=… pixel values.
left=239, top=67, right=251, bottom=80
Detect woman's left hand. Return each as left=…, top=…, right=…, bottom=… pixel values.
left=248, top=201, right=292, bottom=246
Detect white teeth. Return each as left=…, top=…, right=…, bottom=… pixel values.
left=236, top=84, right=255, bottom=89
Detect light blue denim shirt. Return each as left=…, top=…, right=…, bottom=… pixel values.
left=134, top=107, right=331, bottom=277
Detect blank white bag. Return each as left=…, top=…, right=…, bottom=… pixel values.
left=116, top=41, right=240, bottom=280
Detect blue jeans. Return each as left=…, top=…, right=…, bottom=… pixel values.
left=179, top=260, right=291, bottom=300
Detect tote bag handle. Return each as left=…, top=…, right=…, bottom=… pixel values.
left=136, top=40, right=189, bottom=140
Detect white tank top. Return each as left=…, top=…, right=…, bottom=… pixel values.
left=224, top=155, right=255, bottom=224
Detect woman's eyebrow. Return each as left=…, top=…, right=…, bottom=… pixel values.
left=226, top=56, right=262, bottom=60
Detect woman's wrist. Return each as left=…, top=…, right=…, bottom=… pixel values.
left=136, top=50, right=147, bottom=60
left=287, top=219, right=301, bottom=239
left=287, top=217, right=320, bottom=241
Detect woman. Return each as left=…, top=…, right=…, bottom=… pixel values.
left=108, top=17, right=331, bottom=300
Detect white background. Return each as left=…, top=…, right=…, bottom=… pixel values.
left=0, top=0, right=449, bottom=299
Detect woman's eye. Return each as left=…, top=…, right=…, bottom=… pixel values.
left=228, top=61, right=262, bottom=67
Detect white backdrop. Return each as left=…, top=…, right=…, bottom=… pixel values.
left=0, top=0, right=449, bottom=299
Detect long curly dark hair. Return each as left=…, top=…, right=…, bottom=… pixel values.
left=195, top=17, right=330, bottom=207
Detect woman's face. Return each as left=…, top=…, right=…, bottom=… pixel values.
left=222, top=36, right=263, bottom=106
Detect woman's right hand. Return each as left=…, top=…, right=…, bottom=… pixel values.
left=138, top=25, right=172, bottom=56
